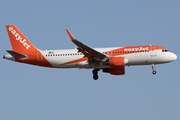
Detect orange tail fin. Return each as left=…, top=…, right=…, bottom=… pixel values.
left=6, top=25, right=38, bottom=54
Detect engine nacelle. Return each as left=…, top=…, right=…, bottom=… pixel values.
left=102, top=57, right=128, bottom=67
left=103, top=67, right=125, bottom=75
left=102, top=57, right=127, bottom=75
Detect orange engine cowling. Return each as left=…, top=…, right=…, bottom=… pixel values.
left=102, top=57, right=126, bottom=75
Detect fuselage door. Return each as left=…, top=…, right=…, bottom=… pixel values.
left=151, top=47, right=157, bottom=57
left=37, top=52, right=43, bottom=61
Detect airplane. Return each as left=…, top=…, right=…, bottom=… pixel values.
left=3, top=25, right=177, bottom=80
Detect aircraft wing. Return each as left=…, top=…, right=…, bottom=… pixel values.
left=66, top=29, right=107, bottom=61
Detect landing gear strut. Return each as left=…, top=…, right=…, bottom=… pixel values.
left=152, top=64, right=156, bottom=75
left=92, top=69, right=99, bottom=80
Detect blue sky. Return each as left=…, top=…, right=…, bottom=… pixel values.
left=0, top=0, right=180, bottom=120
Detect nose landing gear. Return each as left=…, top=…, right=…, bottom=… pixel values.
left=92, top=69, right=99, bottom=80
left=152, top=70, right=156, bottom=75
left=152, top=64, right=156, bottom=75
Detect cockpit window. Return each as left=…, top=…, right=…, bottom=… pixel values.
left=162, top=49, right=169, bottom=52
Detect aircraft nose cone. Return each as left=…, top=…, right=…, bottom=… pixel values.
left=172, top=53, right=177, bottom=61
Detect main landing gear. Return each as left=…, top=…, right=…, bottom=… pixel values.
left=152, top=64, right=156, bottom=75
left=92, top=69, right=99, bottom=80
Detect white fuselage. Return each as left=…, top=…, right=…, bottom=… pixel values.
left=39, top=47, right=177, bottom=69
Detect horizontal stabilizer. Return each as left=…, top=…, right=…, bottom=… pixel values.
left=6, top=50, right=27, bottom=58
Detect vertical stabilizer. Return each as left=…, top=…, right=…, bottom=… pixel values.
left=6, top=25, right=38, bottom=54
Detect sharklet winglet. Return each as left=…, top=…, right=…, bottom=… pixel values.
left=66, top=29, right=75, bottom=40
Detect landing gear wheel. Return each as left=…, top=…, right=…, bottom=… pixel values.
left=93, top=74, right=99, bottom=80
left=152, top=70, right=156, bottom=75
left=92, top=69, right=98, bottom=74
left=151, top=64, right=157, bottom=75
left=92, top=69, right=99, bottom=80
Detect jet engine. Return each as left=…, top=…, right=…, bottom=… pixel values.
left=102, top=57, right=128, bottom=75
